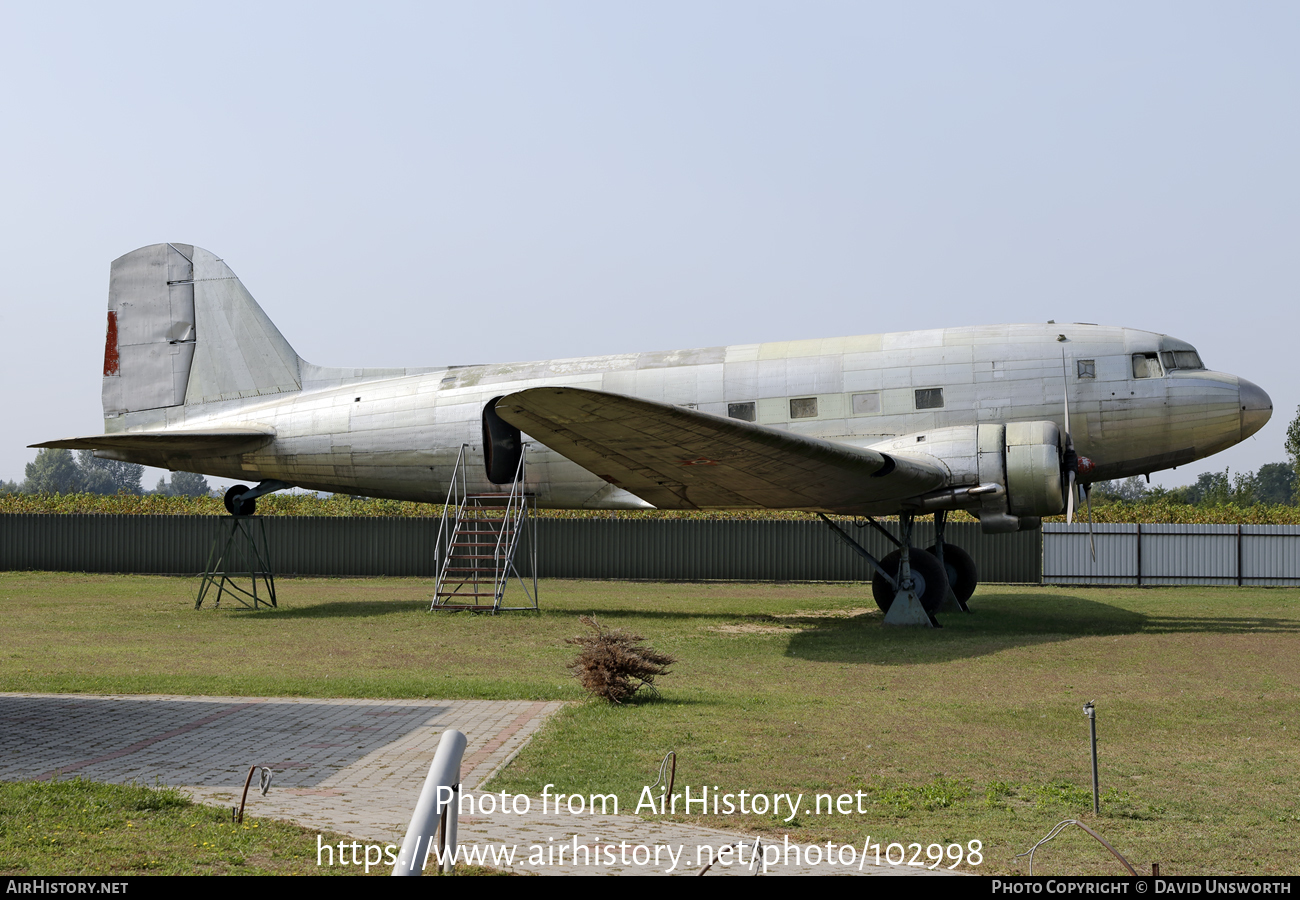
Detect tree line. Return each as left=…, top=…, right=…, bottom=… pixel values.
left=1092, top=463, right=1295, bottom=506
left=0, top=449, right=210, bottom=498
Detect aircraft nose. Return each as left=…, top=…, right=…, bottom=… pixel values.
left=1239, top=377, right=1272, bottom=440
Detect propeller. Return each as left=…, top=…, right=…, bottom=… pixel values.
left=1061, top=351, right=1078, bottom=523
left=1062, top=351, right=1097, bottom=563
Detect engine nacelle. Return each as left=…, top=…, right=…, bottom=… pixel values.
left=871, top=421, right=1066, bottom=533
left=977, top=421, right=1065, bottom=532
left=481, top=395, right=522, bottom=484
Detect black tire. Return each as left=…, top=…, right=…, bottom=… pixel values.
left=224, top=484, right=255, bottom=517
left=926, top=541, right=978, bottom=604
left=482, top=396, right=522, bottom=484
left=871, top=547, right=950, bottom=614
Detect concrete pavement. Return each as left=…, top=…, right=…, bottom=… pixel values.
left=0, top=693, right=956, bottom=876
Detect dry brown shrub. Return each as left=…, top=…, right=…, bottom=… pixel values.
left=565, top=616, right=675, bottom=703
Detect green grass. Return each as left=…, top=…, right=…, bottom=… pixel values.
left=2, top=573, right=1299, bottom=875
left=0, top=778, right=380, bottom=875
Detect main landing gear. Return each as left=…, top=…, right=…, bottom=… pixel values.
left=819, top=509, right=980, bottom=627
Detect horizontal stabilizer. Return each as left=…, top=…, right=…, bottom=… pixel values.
left=494, top=387, right=947, bottom=512
left=31, top=428, right=274, bottom=456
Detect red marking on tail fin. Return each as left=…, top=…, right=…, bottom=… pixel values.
left=103, top=310, right=119, bottom=376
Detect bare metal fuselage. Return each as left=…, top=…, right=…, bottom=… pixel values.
left=104, top=323, right=1266, bottom=511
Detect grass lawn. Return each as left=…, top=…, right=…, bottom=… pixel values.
left=1, top=572, right=1298, bottom=876
left=0, top=779, right=381, bottom=875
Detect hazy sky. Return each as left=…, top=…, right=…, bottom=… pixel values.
left=2, top=2, right=1297, bottom=491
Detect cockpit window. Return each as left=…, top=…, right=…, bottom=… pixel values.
left=1132, top=353, right=1162, bottom=379
left=1159, top=348, right=1205, bottom=371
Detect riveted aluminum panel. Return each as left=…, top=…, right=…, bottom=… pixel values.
left=103, top=243, right=196, bottom=413
left=184, top=247, right=301, bottom=404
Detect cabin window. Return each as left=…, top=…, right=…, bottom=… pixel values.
left=851, top=392, right=881, bottom=415
left=914, top=388, right=944, bottom=410
left=1077, top=360, right=1095, bottom=379
left=728, top=401, right=756, bottom=422
left=790, top=397, right=818, bottom=418
left=1132, top=353, right=1162, bottom=379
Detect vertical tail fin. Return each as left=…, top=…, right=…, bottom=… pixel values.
left=102, top=244, right=301, bottom=421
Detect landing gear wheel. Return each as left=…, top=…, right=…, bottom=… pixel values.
left=871, top=547, right=950, bottom=614
left=926, top=542, right=978, bottom=604
left=224, top=484, right=256, bottom=517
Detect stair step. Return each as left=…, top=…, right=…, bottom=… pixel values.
left=433, top=462, right=534, bottom=611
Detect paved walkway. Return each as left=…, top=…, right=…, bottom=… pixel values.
left=1, top=693, right=953, bottom=876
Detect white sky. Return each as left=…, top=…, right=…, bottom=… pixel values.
left=2, top=2, right=1296, bottom=491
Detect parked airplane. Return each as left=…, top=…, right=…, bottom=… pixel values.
left=34, top=243, right=1272, bottom=622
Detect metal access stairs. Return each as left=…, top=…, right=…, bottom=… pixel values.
left=430, top=444, right=538, bottom=613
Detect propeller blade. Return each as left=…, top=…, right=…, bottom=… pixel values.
left=1062, top=350, right=1073, bottom=450
left=1060, top=349, right=1080, bottom=522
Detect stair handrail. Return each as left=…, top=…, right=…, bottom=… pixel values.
left=431, top=444, right=469, bottom=605
left=492, top=445, right=528, bottom=583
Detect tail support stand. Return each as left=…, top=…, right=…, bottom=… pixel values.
left=196, top=515, right=276, bottom=609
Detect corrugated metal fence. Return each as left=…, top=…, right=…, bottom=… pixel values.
left=5, top=515, right=1295, bottom=585
left=0, top=514, right=1041, bottom=583
left=1043, top=523, right=1300, bottom=586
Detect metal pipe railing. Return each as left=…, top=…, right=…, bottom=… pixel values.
left=431, top=444, right=468, bottom=604
left=391, top=728, right=467, bottom=876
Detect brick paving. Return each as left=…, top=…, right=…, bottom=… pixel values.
left=1, top=693, right=951, bottom=876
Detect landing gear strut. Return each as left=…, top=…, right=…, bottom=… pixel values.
left=820, top=509, right=980, bottom=627
left=821, top=512, right=941, bottom=627
left=927, top=510, right=978, bottom=611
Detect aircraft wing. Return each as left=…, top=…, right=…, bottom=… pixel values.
left=30, top=428, right=274, bottom=455
left=494, top=387, right=948, bottom=511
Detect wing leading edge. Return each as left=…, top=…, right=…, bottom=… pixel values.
left=494, top=387, right=948, bottom=512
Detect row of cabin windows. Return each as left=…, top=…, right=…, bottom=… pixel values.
left=723, top=350, right=1206, bottom=423
left=725, top=388, right=943, bottom=423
